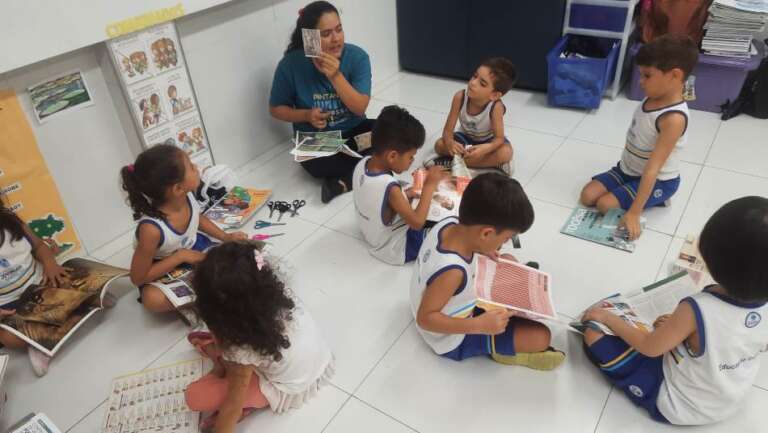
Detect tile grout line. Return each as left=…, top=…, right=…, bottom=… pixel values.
left=349, top=395, right=421, bottom=432
left=350, top=319, right=415, bottom=396
left=521, top=135, right=569, bottom=188
left=65, top=399, right=108, bottom=432
left=592, top=386, right=614, bottom=433
left=319, top=393, right=355, bottom=433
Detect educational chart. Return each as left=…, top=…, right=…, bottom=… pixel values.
left=101, top=359, right=203, bottom=433
left=0, top=90, right=81, bottom=257
left=107, top=22, right=213, bottom=170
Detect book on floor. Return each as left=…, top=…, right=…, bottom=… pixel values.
left=152, top=266, right=196, bottom=309
left=204, top=186, right=272, bottom=230
left=473, top=255, right=563, bottom=324
left=0, top=258, right=128, bottom=357
left=8, top=412, right=64, bottom=433
left=673, top=234, right=716, bottom=287
left=102, top=358, right=204, bottom=433
left=560, top=207, right=644, bottom=253
left=411, top=166, right=470, bottom=223
left=570, top=271, right=699, bottom=335
left=290, top=130, right=362, bottom=162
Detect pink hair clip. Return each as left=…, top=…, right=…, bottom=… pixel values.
left=127, top=164, right=135, bottom=173
left=254, top=249, right=266, bottom=271
left=298, top=7, right=304, bottom=16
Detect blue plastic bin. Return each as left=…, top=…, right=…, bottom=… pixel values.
left=547, top=35, right=620, bottom=109
left=569, top=3, right=629, bottom=33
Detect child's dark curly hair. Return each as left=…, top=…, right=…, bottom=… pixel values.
left=193, top=241, right=295, bottom=362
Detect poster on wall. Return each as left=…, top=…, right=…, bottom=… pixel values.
left=107, top=22, right=214, bottom=165
left=0, top=90, right=82, bottom=257
left=27, top=71, right=94, bottom=124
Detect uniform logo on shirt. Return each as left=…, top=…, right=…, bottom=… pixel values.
left=423, top=249, right=431, bottom=263
left=0, top=258, right=9, bottom=268
left=628, top=384, right=644, bottom=398
left=745, top=312, right=762, bottom=328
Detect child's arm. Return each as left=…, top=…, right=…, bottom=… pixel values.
left=130, top=223, right=203, bottom=286
left=214, top=361, right=254, bottom=433
left=417, top=268, right=514, bottom=335
left=21, top=225, right=68, bottom=286
left=583, top=301, right=696, bottom=357
left=465, top=102, right=506, bottom=158
left=622, top=113, right=686, bottom=239
left=389, top=166, right=445, bottom=230
left=198, top=215, right=247, bottom=242
left=440, top=91, right=465, bottom=156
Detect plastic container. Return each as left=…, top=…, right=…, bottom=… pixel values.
left=627, top=42, right=765, bottom=113
left=547, top=34, right=621, bottom=109
left=568, top=2, right=630, bottom=33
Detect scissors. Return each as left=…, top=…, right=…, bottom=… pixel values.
left=267, top=201, right=278, bottom=219
left=251, top=233, right=285, bottom=241
left=290, top=199, right=307, bottom=217
left=253, top=220, right=286, bottom=230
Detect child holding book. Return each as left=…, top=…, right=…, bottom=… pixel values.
left=120, top=144, right=246, bottom=314
left=433, top=58, right=516, bottom=175
left=581, top=196, right=768, bottom=425
left=580, top=34, right=699, bottom=240
left=352, top=105, right=444, bottom=265
left=185, top=241, right=333, bottom=432
left=0, top=198, right=68, bottom=376
left=410, top=173, right=565, bottom=370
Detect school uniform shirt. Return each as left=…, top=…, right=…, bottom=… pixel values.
left=656, top=288, right=768, bottom=424
left=269, top=44, right=371, bottom=133
left=457, top=89, right=504, bottom=142
left=134, top=192, right=201, bottom=259
left=410, top=217, right=477, bottom=354
left=0, top=231, right=42, bottom=306
left=352, top=157, right=411, bottom=265
left=620, top=100, right=688, bottom=181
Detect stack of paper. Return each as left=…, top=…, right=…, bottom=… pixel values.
left=290, top=130, right=362, bottom=162
left=703, top=0, right=768, bottom=58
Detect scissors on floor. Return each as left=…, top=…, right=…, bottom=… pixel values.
left=290, top=199, right=306, bottom=217
left=251, top=233, right=285, bottom=241
left=253, top=220, right=287, bottom=230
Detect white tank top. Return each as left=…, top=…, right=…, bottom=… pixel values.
left=657, top=289, right=768, bottom=425
left=135, top=192, right=201, bottom=259
left=620, top=100, right=688, bottom=181
left=0, top=232, right=42, bottom=306
left=457, top=90, right=504, bottom=142
left=410, top=217, right=477, bottom=354
left=352, top=157, right=411, bottom=265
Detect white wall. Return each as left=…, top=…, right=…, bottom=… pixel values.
left=0, top=0, right=399, bottom=255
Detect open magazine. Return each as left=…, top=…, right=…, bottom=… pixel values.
left=411, top=156, right=471, bottom=222
left=560, top=207, right=645, bottom=253
left=102, top=358, right=203, bottom=433
left=204, top=186, right=271, bottom=230
left=8, top=413, right=63, bottom=433
left=290, top=130, right=362, bottom=162
left=0, top=354, right=8, bottom=416
left=673, top=234, right=716, bottom=287
left=152, top=266, right=196, bottom=309
left=570, top=271, right=700, bottom=335
left=473, top=255, right=563, bottom=324
left=0, top=258, right=128, bottom=357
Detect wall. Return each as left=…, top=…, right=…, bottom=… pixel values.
left=0, top=0, right=399, bottom=255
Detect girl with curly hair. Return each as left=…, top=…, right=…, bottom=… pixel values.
left=185, top=241, right=333, bottom=432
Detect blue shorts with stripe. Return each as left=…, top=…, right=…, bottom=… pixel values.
left=453, top=131, right=510, bottom=146
left=584, top=336, right=669, bottom=423
left=592, top=164, right=680, bottom=210
left=441, top=307, right=516, bottom=361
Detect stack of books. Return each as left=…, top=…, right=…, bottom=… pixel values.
left=702, top=0, right=768, bottom=58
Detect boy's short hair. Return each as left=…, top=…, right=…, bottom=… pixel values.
left=699, top=196, right=768, bottom=302
left=635, top=34, right=699, bottom=78
left=479, top=57, right=518, bottom=94
left=371, top=105, right=426, bottom=154
left=459, top=173, right=534, bottom=233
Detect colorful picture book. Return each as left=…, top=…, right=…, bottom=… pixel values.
left=673, top=235, right=716, bottom=287
left=204, top=187, right=272, bottom=230
left=570, top=271, right=699, bottom=335
left=560, top=207, right=643, bottom=253
left=0, top=258, right=128, bottom=357
left=8, top=413, right=63, bottom=433
left=290, top=130, right=362, bottom=162
left=473, top=255, right=561, bottom=324
left=411, top=166, right=470, bottom=223
left=152, top=266, right=196, bottom=309
left=101, top=358, right=204, bottom=433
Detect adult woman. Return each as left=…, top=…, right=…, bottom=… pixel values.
left=269, top=1, right=373, bottom=203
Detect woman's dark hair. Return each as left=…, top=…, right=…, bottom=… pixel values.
left=0, top=196, right=26, bottom=246
left=285, top=1, right=339, bottom=54
left=193, top=241, right=295, bottom=362
left=120, top=144, right=186, bottom=220
left=699, top=196, right=768, bottom=302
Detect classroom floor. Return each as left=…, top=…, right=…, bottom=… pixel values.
left=5, top=72, right=768, bottom=433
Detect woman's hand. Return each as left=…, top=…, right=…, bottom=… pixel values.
left=306, top=108, right=330, bottom=129
left=312, top=53, right=340, bottom=79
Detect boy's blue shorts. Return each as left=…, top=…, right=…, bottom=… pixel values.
left=405, top=228, right=426, bottom=263
left=592, top=163, right=680, bottom=210
left=584, top=335, right=670, bottom=423
left=441, top=308, right=516, bottom=361
left=453, top=131, right=510, bottom=146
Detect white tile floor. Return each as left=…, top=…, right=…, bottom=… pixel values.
left=5, top=72, right=768, bottom=432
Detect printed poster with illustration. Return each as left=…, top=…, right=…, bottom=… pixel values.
left=0, top=90, right=81, bottom=257
left=107, top=22, right=214, bottom=166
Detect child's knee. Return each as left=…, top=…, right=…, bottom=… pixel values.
left=185, top=380, right=212, bottom=411
left=496, top=143, right=513, bottom=163
left=141, top=286, right=173, bottom=313
left=515, top=321, right=552, bottom=353
left=0, top=329, right=27, bottom=349
left=580, top=182, right=601, bottom=206
left=596, top=194, right=621, bottom=214
left=583, top=328, right=605, bottom=346
left=434, top=138, right=447, bottom=155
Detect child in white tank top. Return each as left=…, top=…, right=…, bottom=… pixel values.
left=433, top=58, right=516, bottom=175
left=581, top=196, right=768, bottom=425
left=120, top=145, right=246, bottom=314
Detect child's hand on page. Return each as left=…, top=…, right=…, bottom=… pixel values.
left=620, top=211, right=643, bottom=241
left=42, top=262, right=70, bottom=287
left=475, top=308, right=514, bottom=335
left=582, top=307, right=610, bottom=324
left=0, top=308, right=16, bottom=317
left=425, top=165, right=447, bottom=187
